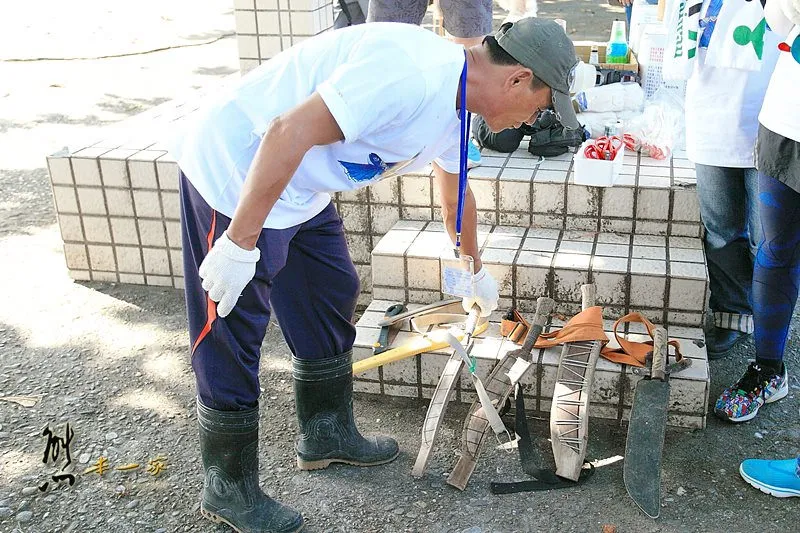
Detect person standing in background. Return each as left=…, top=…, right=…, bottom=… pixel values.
left=714, top=0, right=797, bottom=424
left=685, top=0, right=780, bottom=360
left=730, top=0, right=800, bottom=498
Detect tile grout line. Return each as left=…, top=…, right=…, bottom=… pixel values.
left=251, top=0, right=262, bottom=64
left=561, top=154, right=572, bottom=230
left=152, top=160, right=176, bottom=282
left=287, top=0, right=294, bottom=47
left=663, top=195, right=675, bottom=327
left=67, top=157, right=91, bottom=279
left=548, top=228, right=565, bottom=303
left=96, top=150, right=119, bottom=282
left=510, top=226, right=531, bottom=311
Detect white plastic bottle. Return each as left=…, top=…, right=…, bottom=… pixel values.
left=574, top=83, right=644, bottom=113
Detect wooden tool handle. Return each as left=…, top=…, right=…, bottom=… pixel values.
left=464, top=305, right=481, bottom=339
left=580, top=284, right=596, bottom=311
left=652, top=327, right=668, bottom=381
left=521, top=297, right=555, bottom=352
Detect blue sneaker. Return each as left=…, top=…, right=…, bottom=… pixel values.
left=467, top=140, right=481, bottom=169
left=740, top=457, right=800, bottom=498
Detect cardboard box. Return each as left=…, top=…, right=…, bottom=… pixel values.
left=573, top=41, right=639, bottom=73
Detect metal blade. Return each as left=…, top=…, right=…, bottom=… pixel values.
left=372, top=303, right=406, bottom=355
left=623, top=379, right=669, bottom=518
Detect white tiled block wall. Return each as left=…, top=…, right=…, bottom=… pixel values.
left=48, top=148, right=184, bottom=290
left=234, top=0, right=335, bottom=71
left=371, top=221, right=709, bottom=326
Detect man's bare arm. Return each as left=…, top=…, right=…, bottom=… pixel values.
left=226, top=93, right=344, bottom=249
left=433, top=162, right=482, bottom=272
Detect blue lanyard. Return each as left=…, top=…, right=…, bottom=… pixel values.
left=455, top=51, right=471, bottom=250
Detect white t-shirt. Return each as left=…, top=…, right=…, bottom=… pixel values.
left=685, top=42, right=780, bottom=168
left=168, top=23, right=464, bottom=229
left=759, top=26, right=800, bottom=144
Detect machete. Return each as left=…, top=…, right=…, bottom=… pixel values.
left=372, top=303, right=406, bottom=355
left=624, top=326, right=670, bottom=518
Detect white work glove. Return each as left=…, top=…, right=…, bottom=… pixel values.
left=461, top=268, right=499, bottom=318
left=199, top=231, right=261, bottom=318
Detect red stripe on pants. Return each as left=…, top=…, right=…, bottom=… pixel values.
left=192, top=211, right=217, bottom=355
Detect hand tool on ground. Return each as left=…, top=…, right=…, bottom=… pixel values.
left=489, top=387, right=596, bottom=494
left=375, top=299, right=460, bottom=327
left=411, top=305, right=482, bottom=478
left=624, top=327, right=670, bottom=519
left=372, top=303, right=406, bottom=355
left=549, top=284, right=603, bottom=481
left=352, top=301, right=488, bottom=375
left=446, top=297, right=554, bottom=490
left=491, top=287, right=601, bottom=494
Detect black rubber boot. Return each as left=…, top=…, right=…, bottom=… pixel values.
left=293, top=351, right=399, bottom=470
left=197, top=400, right=304, bottom=533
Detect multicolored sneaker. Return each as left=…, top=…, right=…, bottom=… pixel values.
left=714, top=362, right=788, bottom=422
left=740, top=457, right=800, bottom=498
left=467, top=140, right=482, bottom=169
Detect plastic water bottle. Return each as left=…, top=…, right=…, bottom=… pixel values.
left=606, top=20, right=629, bottom=64
left=574, top=83, right=644, bottom=113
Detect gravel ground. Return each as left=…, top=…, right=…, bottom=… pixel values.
left=0, top=2, right=798, bottom=532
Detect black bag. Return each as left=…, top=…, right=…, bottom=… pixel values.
left=473, top=111, right=587, bottom=157
left=526, top=111, right=587, bottom=157
left=471, top=115, right=532, bottom=153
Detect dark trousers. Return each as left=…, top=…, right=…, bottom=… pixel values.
left=180, top=173, right=359, bottom=410
left=753, top=173, right=800, bottom=362
left=695, top=164, right=760, bottom=333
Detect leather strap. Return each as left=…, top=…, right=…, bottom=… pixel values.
left=602, top=312, right=685, bottom=368
left=500, top=308, right=530, bottom=344
left=501, top=307, right=689, bottom=369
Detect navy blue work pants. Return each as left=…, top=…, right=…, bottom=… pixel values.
left=180, top=172, right=359, bottom=411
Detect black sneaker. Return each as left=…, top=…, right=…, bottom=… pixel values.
left=714, top=362, right=789, bottom=422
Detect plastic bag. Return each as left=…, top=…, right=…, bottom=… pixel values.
left=623, top=86, right=686, bottom=160
left=578, top=110, right=643, bottom=139
left=574, top=82, right=645, bottom=114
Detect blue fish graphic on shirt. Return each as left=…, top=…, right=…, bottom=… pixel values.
left=339, top=153, right=393, bottom=182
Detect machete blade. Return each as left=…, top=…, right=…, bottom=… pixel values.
left=623, top=327, right=670, bottom=519
left=623, top=378, right=669, bottom=518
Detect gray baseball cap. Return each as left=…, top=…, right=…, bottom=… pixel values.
left=494, top=18, right=580, bottom=129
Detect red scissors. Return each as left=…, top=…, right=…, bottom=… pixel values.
left=584, top=135, right=624, bottom=160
